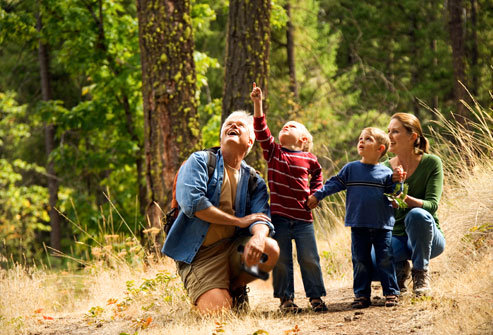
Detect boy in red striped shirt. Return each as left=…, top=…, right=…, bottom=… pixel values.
left=251, top=83, right=327, bottom=313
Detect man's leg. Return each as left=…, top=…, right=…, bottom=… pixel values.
left=232, top=236, right=280, bottom=290
left=196, top=288, right=232, bottom=314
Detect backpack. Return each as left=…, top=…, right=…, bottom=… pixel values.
left=163, top=147, right=259, bottom=235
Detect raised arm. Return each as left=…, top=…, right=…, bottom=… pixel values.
left=250, top=82, right=263, bottom=118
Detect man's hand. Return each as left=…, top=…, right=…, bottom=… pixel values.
left=306, top=195, right=319, bottom=209
left=235, top=213, right=271, bottom=229
left=195, top=207, right=270, bottom=228
left=243, top=227, right=267, bottom=267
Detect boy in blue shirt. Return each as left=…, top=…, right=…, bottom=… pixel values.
left=307, top=127, right=400, bottom=308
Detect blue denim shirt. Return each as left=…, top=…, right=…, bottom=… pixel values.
left=161, top=149, right=273, bottom=264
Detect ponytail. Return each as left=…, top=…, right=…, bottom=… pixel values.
left=391, top=113, right=430, bottom=155
left=414, top=135, right=429, bottom=154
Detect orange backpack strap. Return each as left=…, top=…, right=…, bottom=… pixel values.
left=170, top=167, right=181, bottom=212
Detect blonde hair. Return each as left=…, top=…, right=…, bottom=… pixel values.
left=391, top=113, right=429, bottom=154
left=298, top=122, right=313, bottom=152
left=363, top=127, right=390, bottom=158
left=280, top=121, right=313, bottom=152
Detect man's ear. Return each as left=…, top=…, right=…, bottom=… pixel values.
left=248, top=137, right=254, bottom=147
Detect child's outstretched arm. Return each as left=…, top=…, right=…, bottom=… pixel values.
left=250, top=82, right=263, bottom=118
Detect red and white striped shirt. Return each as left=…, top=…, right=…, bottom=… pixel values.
left=254, top=115, right=323, bottom=222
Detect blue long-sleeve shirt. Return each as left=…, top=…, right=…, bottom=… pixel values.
left=314, top=161, right=395, bottom=230
left=161, top=149, right=273, bottom=264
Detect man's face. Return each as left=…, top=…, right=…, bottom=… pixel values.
left=221, top=116, right=253, bottom=151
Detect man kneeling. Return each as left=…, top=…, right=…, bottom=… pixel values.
left=161, top=111, right=280, bottom=314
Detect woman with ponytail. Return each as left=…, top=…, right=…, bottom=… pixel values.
left=384, top=113, right=445, bottom=296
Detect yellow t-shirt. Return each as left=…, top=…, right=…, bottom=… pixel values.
left=202, top=164, right=239, bottom=246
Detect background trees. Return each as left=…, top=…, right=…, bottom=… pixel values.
left=136, top=0, right=199, bottom=238
left=0, top=0, right=491, bottom=266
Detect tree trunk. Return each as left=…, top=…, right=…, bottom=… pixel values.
left=222, top=0, right=271, bottom=171
left=37, top=7, right=62, bottom=252
left=469, top=0, right=478, bottom=96
left=447, top=0, right=468, bottom=124
left=137, top=0, right=200, bottom=241
left=285, top=1, right=298, bottom=102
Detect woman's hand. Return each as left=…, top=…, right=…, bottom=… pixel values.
left=392, top=165, right=407, bottom=182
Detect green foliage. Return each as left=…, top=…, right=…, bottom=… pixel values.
left=384, top=183, right=409, bottom=209
left=0, top=92, right=51, bottom=264
left=1, top=0, right=492, bottom=267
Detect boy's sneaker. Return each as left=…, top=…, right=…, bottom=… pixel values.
left=397, top=260, right=411, bottom=293
left=412, top=269, right=431, bottom=296
left=309, top=298, right=328, bottom=313
left=231, top=286, right=250, bottom=313
left=279, top=298, right=302, bottom=314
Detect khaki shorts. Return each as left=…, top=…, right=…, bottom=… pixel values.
left=176, top=236, right=249, bottom=304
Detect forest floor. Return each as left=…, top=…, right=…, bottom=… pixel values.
left=4, top=161, right=493, bottom=335
left=25, top=279, right=440, bottom=335
left=19, top=261, right=491, bottom=335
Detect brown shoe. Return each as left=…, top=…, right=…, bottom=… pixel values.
left=231, top=286, right=250, bottom=313
left=397, top=260, right=411, bottom=293
left=412, top=269, right=431, bottom=296
left=280, top=299, right=302, bottom=314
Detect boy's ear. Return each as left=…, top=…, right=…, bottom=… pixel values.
left=378, top=144, right=385, bottom=153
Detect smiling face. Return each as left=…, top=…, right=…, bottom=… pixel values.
left=387, top=118, right=416, bottom=155
left=278, top=121, right=308, bottom=150
left=220, top=112, right=254, bottom=155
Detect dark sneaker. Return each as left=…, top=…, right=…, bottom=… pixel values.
left=351, top=296, right=371, bottom=309
left=412, top=269, right=431, bottom=296
left=231, top=286, right=250, bottom=313
left=280, top=298, right=302, bottom=314
left=397, top=260, right=411, bottom=293
left=310, top=298, right=328, bottom=313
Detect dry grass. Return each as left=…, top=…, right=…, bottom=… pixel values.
left=1, top=102, right=492, bottom=335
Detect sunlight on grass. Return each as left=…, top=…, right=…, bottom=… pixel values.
left=1, top=98, right=492, bottom=335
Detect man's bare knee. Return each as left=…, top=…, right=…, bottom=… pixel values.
left=195, top=288, right=232, bottom=314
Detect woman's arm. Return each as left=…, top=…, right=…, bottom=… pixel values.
left=404, top=155, right=443, bottom=213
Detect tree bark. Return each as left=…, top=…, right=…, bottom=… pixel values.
left=447, top=0, right=468, bottom=124
left=222, top=0, right=271, bottom=170
left=37, top=6, right=62, bottom=252
left=285, top=1, right=298, bottom=102
left=469, top=0, right=478, bottom=96
left=137, top=0, right=200, bottom=238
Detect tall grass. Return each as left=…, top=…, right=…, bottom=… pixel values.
left=423, top=95, right=493, bottom=334
left=0, top=96, right=492, bottom=334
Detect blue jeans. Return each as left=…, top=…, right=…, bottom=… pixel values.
left=352, top=227, right=399, bottom=298
left=272, top=215, right=326, bottom=300
left=392, top=208, right=446, bottom=270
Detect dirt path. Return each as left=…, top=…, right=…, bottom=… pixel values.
left=27, top=281, right=441, bottom=335
left=248, top=284, right=437, bottom=335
